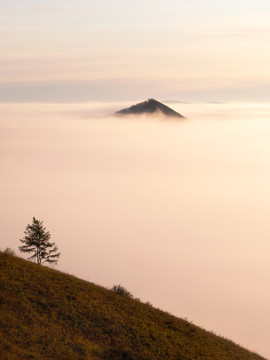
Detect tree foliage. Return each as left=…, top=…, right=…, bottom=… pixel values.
left=19, top=217, right=60, bottom=265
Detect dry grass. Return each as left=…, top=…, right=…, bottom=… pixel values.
left=0, top=252, right=266, bottom=360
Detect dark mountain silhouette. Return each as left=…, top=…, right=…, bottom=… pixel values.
left=115, top=99, right=185, bottom=118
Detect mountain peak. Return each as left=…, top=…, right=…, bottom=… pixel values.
left=115, top=99, right=185, bottom=119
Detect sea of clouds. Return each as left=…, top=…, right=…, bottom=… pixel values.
left=1, top=101, right=270, bottom=358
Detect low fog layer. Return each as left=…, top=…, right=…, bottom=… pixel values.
left=1, top=102, right=270, bottom=358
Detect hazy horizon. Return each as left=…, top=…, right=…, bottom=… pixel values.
left=2, top=0, right=270, bottom=358
left=1, top=101, right=270, bottom=359
left=1, top=1, right=270, bottom=103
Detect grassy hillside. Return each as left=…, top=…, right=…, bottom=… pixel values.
left=0, top=252, right=266, bottom=360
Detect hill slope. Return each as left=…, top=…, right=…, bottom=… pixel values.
left=115, top=99, right=185, bottom=118
left=0, top=252, right=266, bottom=360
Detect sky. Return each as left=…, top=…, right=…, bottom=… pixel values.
left=1, top=1, right=270, bottom=359
left=1, top=0, right=270, bottom=102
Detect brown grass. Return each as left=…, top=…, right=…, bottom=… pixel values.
left=0, top=252, right=266, bottom=360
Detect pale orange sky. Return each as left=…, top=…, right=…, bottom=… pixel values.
left=1, top=1, right=270, bottom=101
left=2, top=0, right=270, bottom=358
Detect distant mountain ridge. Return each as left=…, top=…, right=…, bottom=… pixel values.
left=115, top=99, right=185, bottom=118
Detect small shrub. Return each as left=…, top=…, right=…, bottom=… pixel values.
left=111, top=284, right=133, bottom=298
left=4, top=247, right=16, bottom=256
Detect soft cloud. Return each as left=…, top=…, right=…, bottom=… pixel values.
left=1, top=101, right=270, bottom=358
left=1, top=78, right=270, bottom=103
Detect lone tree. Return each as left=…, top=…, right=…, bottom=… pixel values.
left=19, top=217, right=60, bottom=265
